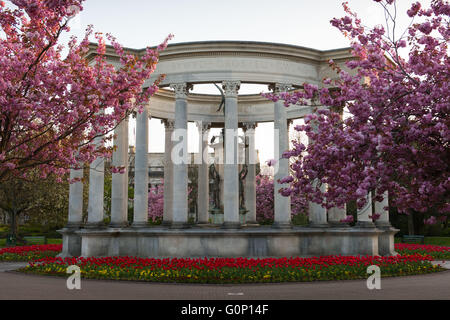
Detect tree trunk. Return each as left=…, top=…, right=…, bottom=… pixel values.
left=8, top=209, right=23, bottom=242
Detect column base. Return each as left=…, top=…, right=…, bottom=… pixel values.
left=161, top=221, right=172, bottom=227
left=169, top=222, right=191, bottom=229
left=222, top=222, right=242, bottom=229
left=196, top=223, right=218, bottom=228
left=64, top=223, right=83, bottom=229
left=131, top=222, right=149, bottom=229
left=245, top=221, right=260, bottom=228
left=355, top=221, right=376, bottom=228
left=328, top=221, right=351, bottom=228
left=84, top=222, right=106, bottom=229
left=375, top=221, right=392, bottom=228
left=109, top=222, right=129, bottom=229
left=308, top=222, right=330, bottom=228
left=272, top=222, right=293, bottom=229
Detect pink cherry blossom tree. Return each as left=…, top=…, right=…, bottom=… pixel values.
left=148, top=182, right=164, bottom=223
left=0, top=0, right=172, bottom=182
left=255, top=174, right=308, bottom=223
left=147, top=180, right=194, bottom=223
left=264, top=0, right=449, bottom=217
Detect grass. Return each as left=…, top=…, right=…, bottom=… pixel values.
left=395, top=237, right=450, bottom=247
left=0, top=238, right=62, bottom=248
left=423, top=237, right=450, bottom=246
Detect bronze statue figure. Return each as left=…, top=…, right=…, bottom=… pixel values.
left=239, top=164, right=248, bottom=210
left=209, top=164, right=221, bottom=210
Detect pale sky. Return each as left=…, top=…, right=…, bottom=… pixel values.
left=57, top=0, right=423, bottom=164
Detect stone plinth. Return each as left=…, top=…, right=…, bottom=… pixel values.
left=58, top=227, right=82, bottom=258
left=63, top=226, right=397, bottom=258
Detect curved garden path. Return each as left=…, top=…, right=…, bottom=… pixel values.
left=0, top=262, right=449, bottom=300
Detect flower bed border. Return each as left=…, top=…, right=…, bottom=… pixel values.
left=2, top=244, right=449, bottom=284
left=17, top=254, right=445, bottom=284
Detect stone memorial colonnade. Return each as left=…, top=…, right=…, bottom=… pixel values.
left=60, top=41, right=397, bottom=258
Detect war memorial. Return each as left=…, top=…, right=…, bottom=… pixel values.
left=59, top=41, right=398, bottom=259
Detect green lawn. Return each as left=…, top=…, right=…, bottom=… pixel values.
left=423, top=237, right=450, bottom=246
left=0, top=238, right=62, bottom=248
left=395, top=237, right=450, bottom=246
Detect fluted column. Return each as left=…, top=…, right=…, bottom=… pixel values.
left=374, top=191, right=397, bottom=256
left=356, top=192, right=375, bottom=228
left=307, top=115, right=329, bottom=227
left=308, top=183, right=328, bottom=226
left=170, top=83, right=191, bottom=228
left=328, top=205, right=348, bottom=226
left=86, top=136, right=105, bottom=228
left=197, top=121, right=211, bottom=224
left=110, top=117, right=129, bottom=228
left=375, top=191, right=391, bottom=227
left=271, top=83, right=292, bottom=228
left=132, top=108, right=150, bottom=227
left=243, top=122, right=258, bottom=226
left=162, top=119, right=175, bottom=226
left=222, top=81, right=241, bottom=228
left=68, top=167, right=84, bottom=228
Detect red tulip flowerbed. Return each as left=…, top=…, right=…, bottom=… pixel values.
left=395, top=243, right=450, bottom=260
left=0, top=245, right=62, bottom=262
left=19, top=254, right=442, bottom=284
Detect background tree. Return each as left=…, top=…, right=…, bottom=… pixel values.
left=0, top=0, right=172, bottom=182
left=0, top=170, right=72, bottom=243
left=266, top=0, right=449, bottom=219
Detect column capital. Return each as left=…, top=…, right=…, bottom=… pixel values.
left=222, top=81, right=241, bottom=98
left=170, top=83, right=193, bottom=99
left=162, top=119, right=175, bottom=130
left=269, top=83, right=292, bottom=94
left=242, top=122, right=257, bottom=132
left=131, top=106, right=151, bottom=119
left=196, top=121, right=211, bottom=133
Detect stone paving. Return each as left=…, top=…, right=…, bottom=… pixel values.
left=0, top=262, right=29, bottom=272
left=0, top=261, right=449, bottom=300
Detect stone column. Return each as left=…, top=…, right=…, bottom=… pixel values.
left=222, top=81, right=241, bottom=228
left=243, top=122, right=258, bottom=226
left=374, top=191, right=398, bottom=255
left=374, top=191, right=391, bottom=227
left=308, top=184, right=328, bottom=227
left=328, top=205, right=348, bottom=227
left=110, top=117, right=129, bottom=228
left=60, top=166, right=84, bottom=258
left=170, top=83, right=191, bottom=228
left=162, top=119, right=175, bottom=226
left=86, top=137, right=105, bottom=228
left=356, top=192, right=375, bottom=228
left=197, top=122, right=211, bottom=225
left=306, top=113, right=329, bottom=227
left=271, top=83, right=292, bottom=228
left=68, top=168, right=84, bottom=227
left=132, top=108, right=149, bottom=227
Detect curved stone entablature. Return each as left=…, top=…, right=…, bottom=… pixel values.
left=88, top=41, right=354, bottom=86
left=149, top=89, right=314, bottom=124
left=87, top=41, right=354, bottom=123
